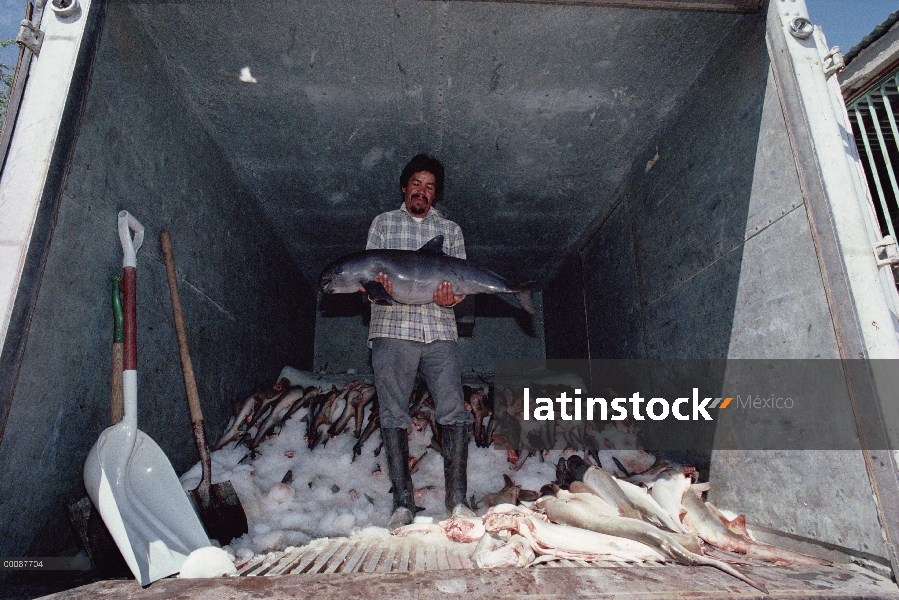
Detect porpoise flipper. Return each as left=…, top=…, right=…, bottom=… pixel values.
left=363, top=281, right=395, bottom=305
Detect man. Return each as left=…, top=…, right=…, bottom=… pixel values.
left=364, top=153, right=475, bottom=530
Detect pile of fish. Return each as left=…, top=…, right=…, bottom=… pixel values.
left=213, top=368, right=654, bottom=472
left=203, top=368, right=831, bottom=590
left=395, top=455, right=832, bottom=593
left=489, top=384, right=657, bottom=474
left=211, top=369, right=381, bottom=456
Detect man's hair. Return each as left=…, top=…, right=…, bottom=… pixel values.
left=400, top=154, right=445, bottom=199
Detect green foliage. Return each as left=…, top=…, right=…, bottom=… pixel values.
left=0, top=39, right=17, bottom=132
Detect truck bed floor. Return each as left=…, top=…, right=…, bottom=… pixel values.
left=38, top=537, right=899, bottom=599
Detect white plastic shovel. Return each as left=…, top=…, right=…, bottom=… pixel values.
left=84, top=211, right=209, bottom=585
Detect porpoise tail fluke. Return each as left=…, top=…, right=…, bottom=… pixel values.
left=511, top=281, right=536, bottom=315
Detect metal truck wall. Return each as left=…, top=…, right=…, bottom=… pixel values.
left=0, top=2, right=316, bottom=559
left=1, top=0, right=890, bottom=570
left=545, top=10, right=887, bottom=560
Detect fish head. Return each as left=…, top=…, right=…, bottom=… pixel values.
left=319, top=254, right=368, bottom=294
left=318, top=260, right=343, bottom=293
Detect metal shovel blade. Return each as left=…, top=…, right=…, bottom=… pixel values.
left=84, top=421, right=210, bottom=586
left=191, top=479, right=248, bottom=546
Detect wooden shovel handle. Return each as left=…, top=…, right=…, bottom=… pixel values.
left=160, top=230, right=205, bottom=426
left=161, top=231, right=213, bottom=489
left=111, top=343, right=124, bottom=425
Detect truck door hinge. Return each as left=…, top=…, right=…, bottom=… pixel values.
left=823, top=46, right=845, bottom=79
left=873, top=236, right=899, bottom=268
left=16, top=19, right=44, bottom=56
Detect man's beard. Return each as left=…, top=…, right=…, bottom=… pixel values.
left=408, top=194, right=429, bottom=215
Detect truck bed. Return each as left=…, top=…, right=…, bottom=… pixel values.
left=40, top=537, right=899, bottom=599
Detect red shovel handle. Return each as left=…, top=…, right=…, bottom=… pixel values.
left=117, top=211, right=144, bottom=372
left=122, top=267, right=137, bottom=371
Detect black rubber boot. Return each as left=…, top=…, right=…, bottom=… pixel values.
left=382, top=427, right=415, bottom=530
left=440, top=423, right=475, bottom=517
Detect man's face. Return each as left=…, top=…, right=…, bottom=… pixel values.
left=402, top=170, right=437, bottom=217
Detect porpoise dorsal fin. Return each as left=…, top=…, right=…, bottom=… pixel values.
left=417, top=235, right=445, bottom=255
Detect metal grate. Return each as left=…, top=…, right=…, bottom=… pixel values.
left=232, top=538, right=677, bottom=577
left=847, top=66, right=899, bottom=243
left=235, top=540, right=476, bottom=576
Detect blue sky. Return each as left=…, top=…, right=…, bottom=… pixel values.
left=0, top=1, right=894, bottom=80
left=806, top=0, right=897, bottom=53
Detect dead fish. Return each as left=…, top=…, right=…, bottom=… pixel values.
left=490, top=432, right=521, bottom=467
left=681, top=491, right=831, bottom=567
left=538, top=493, right=767, bottom=593
left=518, top=488, right=540, bottom=503
left=649, top=469, right=692, bottom=527
left=614, top=477, right=688, bottom=534
left=706, top=502, right=752, bottom=539
left=246, top=383, right=293, bottom=430
left=328, top=388, right=361, bottom=438
left=467, top=387, right=493, bottom=448
left=319, top=235, right=536, bottom=314
left=352, top=403, right=380, bottom=460
left=414, top=485, right=435, bottom=501
left=407, top=383, right=432, bottom=417
left=479, top=474, right=521, bottom=508
left=279, top=385, right=320, bottom=427
left=439, top=516, right=486, bottom=543
left=409, top=450, right=428, bottom=474
left=510, top=449, right=532, bottom=472
left=330, top=383, right=374, bottom=438
left=211, top=393, right=260, bottom=451
left=306, top=387, right=341, bottom=449
left=353, top=385, right=377, bottom=438
left=623, top=458, right=679, bottom=485
left=561, top=457, right=642, bottom=521
left=249, top=386, right=307, bottom=449
left=483, top=507, right=666, bottom=563
left=303, top=391, right=329, bottom=446
left=314, top=386, right=347, bottom=430
left=411, top=399, right=441, bottom=447
left=474, top=534, right=535, bottom=568
left=612, top=456, right=631, bottom=477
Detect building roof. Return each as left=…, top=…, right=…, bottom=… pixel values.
left=839, top=11, right=899, bottom=101
left=845, top=11, right=899, bottom=67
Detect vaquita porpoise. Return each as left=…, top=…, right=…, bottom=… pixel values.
left=319, top=236, right=536, bottom=314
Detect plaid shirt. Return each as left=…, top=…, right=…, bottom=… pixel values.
left=366, top=204, right=466, bottom=343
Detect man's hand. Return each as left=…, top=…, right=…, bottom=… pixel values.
left=434, top=281, right=464, bottom=307
left=359, top=272, right=393, bottom=297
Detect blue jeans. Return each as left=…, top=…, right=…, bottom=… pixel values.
left=371, top=338, right=473, bottom=429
